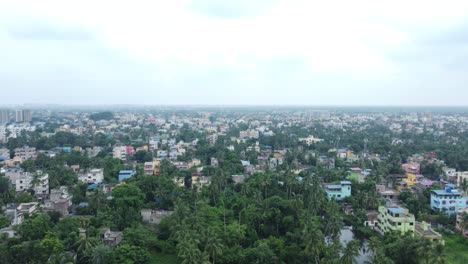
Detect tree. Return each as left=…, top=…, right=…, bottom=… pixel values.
left=17, top=214, right=51, bottom=240
left=87, top=244, right=113, bottom=264
left=341, top=240, right=360, bottom=264
left=114, top=244, right=150, bottom=264
left=110, top=184, right=145, bottom=230
left=459, top=212, right=468, bottom=236
left=0, top=216, right=10, bottom=229
left=460, top=178, right=468, bottom=195
left=204, top=229, right=223, bottom=264
left=36, top=236, right=65, bottom=263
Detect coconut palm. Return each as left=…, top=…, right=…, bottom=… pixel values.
left=430, top=243, right=446, bottom=264
left=460, top=178, right=468, bottom=195
left=204, top=231, right=223, bottom=264
left=459, top=212, right=468, bottom=237
left=341, top=240, right=360, bottom=264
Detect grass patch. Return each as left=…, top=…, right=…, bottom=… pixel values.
left=149, top=251, right=179, bottom=264
left=444, top=234, right=468, bottom=264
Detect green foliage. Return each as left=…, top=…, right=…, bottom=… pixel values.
left=111, top=184, right=145, bottom=230
left=89, top=112, right=114, bottom=121
left=17, top=214, right=52, bottom=240
left=0, top=215, right=10, bottom=228
left=114, top=244, right=151, bottom=264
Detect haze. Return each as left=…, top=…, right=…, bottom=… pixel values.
left=1, top=0, right=468, bottom=106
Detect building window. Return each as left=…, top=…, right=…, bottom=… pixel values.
left=409, top=222, right=414, bottom=226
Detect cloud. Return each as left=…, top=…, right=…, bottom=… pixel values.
left=189, top=0, right=277, bottom=19
left=7, top=20, right=94, bottom=40
left=1, top=0, right=468, bottom=106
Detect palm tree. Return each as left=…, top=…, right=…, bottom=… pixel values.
left=341, top=240, right=360, bottom=264
left=324, top=202, right=342, bottom=241
left=430, top=243, right=446, bottom=264
left=204, top=232, right=223, bottom=264
left=460, top=178, right=468, bottom=195
left=90, top=244, right=112, bottom=264
left=459, top=212, right=468, bottom=237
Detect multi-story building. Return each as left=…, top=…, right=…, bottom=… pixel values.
left=0, top=110, right=9, bottom=123
left=206, top=134, right=218, bottom=145
left=144, top=161, right=160, bottom=176
left=430, top=184, right=468, bottom=215
left=113, top=146, right=127, bottom=160
left=0, top=148, right=9, bottom=160
left=14, top=146, right=37, bottom=161
left=15, top=110, right=23, bottom=122
left=22, top=110, right=32, bottom=122
left=415, top=221, right=444, bottom=244
left=376, top=205, right=415, bottom=235
left=324, top=181, right=352, bottom=201
left=78, top=169, right=104, bottom=184
left=15, top=171, right=49, bottom=198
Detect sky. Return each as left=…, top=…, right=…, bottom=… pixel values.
left=1, top=0, right=468, bottom=106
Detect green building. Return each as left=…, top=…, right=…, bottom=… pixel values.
left=376, top=205, right=415, bottom=235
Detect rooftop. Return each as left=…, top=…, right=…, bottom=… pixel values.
left=388, top=207, right=406, bottom=215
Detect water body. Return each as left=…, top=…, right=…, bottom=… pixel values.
left=340, top=226, right=372, bottom=264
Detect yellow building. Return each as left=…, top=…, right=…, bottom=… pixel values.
left=402, top=173, right=419, bottom=187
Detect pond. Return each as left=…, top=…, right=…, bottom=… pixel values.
left=340, top=226, right=372, bottom=264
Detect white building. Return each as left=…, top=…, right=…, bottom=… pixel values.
left=78, top=169, right=104, bottom=184
left=0, top=148, right=9, bottom=160
left=298, top=135, right=323, bottom=146
left=113, top=146, right=127, bottom=160
left=15, top=171, right=49, bottom=197
left=14, top=146, right=37, bottom=161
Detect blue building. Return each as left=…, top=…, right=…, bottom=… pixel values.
left=431, top=184, right=468, bottom=215
left=325, top=181, right=352, bottom=201
left=118, top=170, right=136, bottom=182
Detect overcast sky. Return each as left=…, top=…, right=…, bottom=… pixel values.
left=1, top=0, right=468, bottom=106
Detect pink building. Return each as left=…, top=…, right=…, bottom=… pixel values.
left=126, top=146, right=135, bottom=155
left=402, top=163, right=420, bottom=174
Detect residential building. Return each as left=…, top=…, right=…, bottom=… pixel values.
left=430, top=184, right=468, bottom=215
left=402, top=173, right=419, bottom=187
left=402, top=163, right=421, bottom=174
left=324, top=181, right=352, bottom=201
left=0, top=110, right=9, bottom=123
left=376, top=185, right=400, bottom=202
left=0, top=148, right=9, bottom=160
left=44, top=186, right=73, bottom=216
left=455, top=171, right=468, bottom=187
left=191, top=173, right=210, bottom=190
left=206, top=134, right=218, bottom=145
left=23, top=110, right=32, bottom=122
left=456, top=207, right=468, bottom=238
left=113, top=146, right=127, bottom=160
left=415, top=221, right=444, bottom=244
left=141, top=209, right=173, bottom=225
left=298, top=135, right=323, bottom=146
left=376, top=205, right=415, bottom=235
left=14, top=146, right=37, bottom=161
left=100, top=228, right=123, bottom=247
left=15, top=110, right=23, bottom=122
left=15, top=171, right=49, bottom=198
left=78, top=169, right=104, bottom=184
left=364, top=211, right=378, bottom=229
left=118, top=170, right=136, bottom=182
left=14, top=202, right=39, bottom=225
left=210, top=157, right=219, bottom=167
